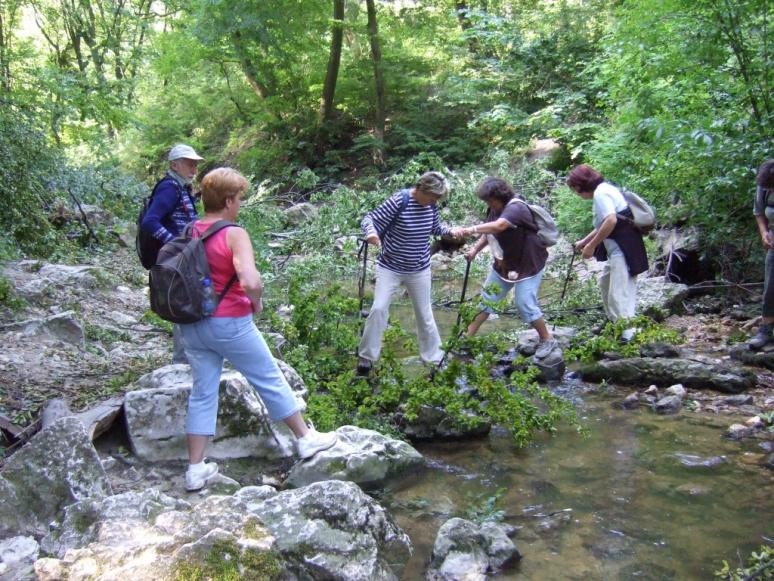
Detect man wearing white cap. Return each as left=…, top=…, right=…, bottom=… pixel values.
left=140, top=143, right=204, bottom=363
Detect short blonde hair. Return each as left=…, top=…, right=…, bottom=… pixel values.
left=200, top=167, right=249, bottom=212
left=416, top=171, right=449, bottom=199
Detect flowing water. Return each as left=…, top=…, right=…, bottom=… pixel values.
left=369, top=273, right=772, bottom=579
left=266, top=266, right=772, bottom=579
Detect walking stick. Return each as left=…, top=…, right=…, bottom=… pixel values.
left=431, top=258, right=472, bottom=379
left=357, top=238, right=369, bottom=318
left=455, top=259, right=472, bottom=329
left=553, top=250, right=576, bottom=331
left=355, top=238, right=369, bottom=357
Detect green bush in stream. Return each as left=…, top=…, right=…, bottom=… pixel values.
left=564, top=316, right=682, bottom=363
left=268, top=278, right=584, bottom=446
left=715, top=543, right=774, bottom=580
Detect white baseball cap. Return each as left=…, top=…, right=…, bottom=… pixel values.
left=168, top=144, right=204, bottom=161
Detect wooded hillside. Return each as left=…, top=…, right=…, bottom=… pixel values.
left=0, top=0, right=771, bottom=278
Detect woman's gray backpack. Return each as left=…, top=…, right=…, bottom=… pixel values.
left=620, top=189, right=656, bottom=233
left=149, top=220, right=238, bottom=324
left=509, top=199, right=559, bottom=247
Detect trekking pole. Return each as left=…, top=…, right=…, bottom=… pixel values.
left=431, top=258, right=472, bottom=379
left=455, top=259, right=472, bottom=329
left=355, top=238, right=369, bottom=357
left=357, top=237, right=369, bottom=318
left=553, top=249, right=576, bottom=331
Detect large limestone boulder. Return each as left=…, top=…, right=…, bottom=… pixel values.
left=251, top=480, right=412, bottom=580
left=579, top=358, right=756, bottom=393
left=285, top=425, right=424, bottom=488
left=124, top=364, right=306, bottom=461
left=19, top=311, right=86, bottom=349
left=636, top=276, right=689, bottom=320
left=0, top=536, right=39, bottom=581
left=0, top=417, right=112, bottom=539
left=34, top=488, right=280, bottom=581
left=35, top=482, right=412, bottom=581
left=16, top=264, right=100, bottom=302
left=426, top=518, right=520, bottom=581
left=284, top=202, right=319, bottom=225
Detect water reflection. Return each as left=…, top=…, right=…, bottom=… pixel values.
left=383, top=387, right=772, bottom=579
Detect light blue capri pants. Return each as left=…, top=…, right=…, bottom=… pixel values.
left=179, top=315, right=301, bottom=436
left=479, top=267, right=545, bottom=323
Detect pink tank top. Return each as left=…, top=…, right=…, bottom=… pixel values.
left=192, top=221, right=253, bottom=317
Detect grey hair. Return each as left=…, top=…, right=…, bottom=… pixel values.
left=415, top=171, right=449, bottom=198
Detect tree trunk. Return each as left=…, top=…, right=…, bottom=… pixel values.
left=0, top=11, right=10, bottom=92
left=365, top=0, right=385, bottom=166
left=320, top=0, right=345, bottom=123
left=316, top=0, right=345, bottom=154
left=233, top=30, right=271, bottom=100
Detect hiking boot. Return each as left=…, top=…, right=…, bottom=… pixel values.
left=535, top=339, right=559, bottom=359
left=185, top=460, right=219, bottom=491
left=297, top=428, right=338, bottom=459
left=356, top=356, right=372, bottom=376
left=749, top=324, right=773, bottom=350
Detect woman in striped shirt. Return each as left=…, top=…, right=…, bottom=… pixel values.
left=357, top=171, right=462, bottom=375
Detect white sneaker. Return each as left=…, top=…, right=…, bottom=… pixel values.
left=185, top=461, right=219, bottom=491
left=621, top=328, right=638, bottom=343
left=297, top=429, right=337, bottom=460
left=535, top=339, right=559, bottom=359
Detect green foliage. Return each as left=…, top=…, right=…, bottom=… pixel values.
left=464, top=488, right=506, bottom=524
left=269, top=267, right=583, bottom=446
left=172, top=540, right=282, bottom=581
left=565, top=316, right=682, bottom=363
left=583, top=0, right=773, bottom=279
left=140, top=310, right=173, bottom=335
left=0, top=275, right=26, bottom=312
left=715, top=544, right=774, bottom=581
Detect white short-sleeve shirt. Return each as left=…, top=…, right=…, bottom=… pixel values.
left=592, top=182, right=628, bottom=257
left=592, top=182, right=628, bottom=227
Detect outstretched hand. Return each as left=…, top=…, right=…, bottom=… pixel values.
left=366, top=234, right=381, bottom=247
left=450, top=227, right=467, bottom=239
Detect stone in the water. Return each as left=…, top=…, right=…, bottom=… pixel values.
left=620, top=393, right=640, bottom=410
left=640, top=342, right=680, bottom=358
left=655, top=395, right=682, bottom=414
left=722, top=394, right=754, bottom=406
left=665, top=383, right=686, bottom=398
left=674, top=453, right=726, bottom=468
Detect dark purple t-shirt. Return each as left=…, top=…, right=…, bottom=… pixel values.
left=488, top=199, right=548, bottom=280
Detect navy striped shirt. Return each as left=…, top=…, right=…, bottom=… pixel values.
left=362, top=189, right=451, bottom=273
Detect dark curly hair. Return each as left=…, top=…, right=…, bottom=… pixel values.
left=567, top=164, right=604, bottom=194
left=757, top=159, right=774, bottom=189
left=476, top=177, right=515, bottom=205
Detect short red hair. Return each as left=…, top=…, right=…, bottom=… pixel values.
left=567, top=164, right=604, bottom=194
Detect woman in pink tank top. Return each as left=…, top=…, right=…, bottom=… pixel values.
left=178, top=167, right=336, bottom=492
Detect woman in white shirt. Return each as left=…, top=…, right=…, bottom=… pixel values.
left=567, top=164, right=648, bottom=342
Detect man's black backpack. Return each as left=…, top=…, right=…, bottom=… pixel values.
left=149, top=220, right=238, bottom=324
left=136, top=177, right=193, bottom=269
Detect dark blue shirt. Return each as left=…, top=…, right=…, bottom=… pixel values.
left=140, top=172, right=198, bottom=243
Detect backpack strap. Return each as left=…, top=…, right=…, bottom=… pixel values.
left=378, top=189, right=410, bottom=238
left=506, top=198, right=538, bottom=231
left=188, top=219, right=240, bottom=301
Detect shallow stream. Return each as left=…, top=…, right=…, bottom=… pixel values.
left=362, top=272, right=773, bottom=579
left=264, top=265, right=773, bottom=579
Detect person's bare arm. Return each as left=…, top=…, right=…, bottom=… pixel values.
left=464, top=217, right=511, bottom=236
left=228, top=227, right=263, bottom=312
left=756, top=215, right=772, bottom=249
left=579, top=213, right=617, bottom=259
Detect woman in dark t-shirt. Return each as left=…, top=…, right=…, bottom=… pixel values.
left=462, top=177, right=557, bottom=357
